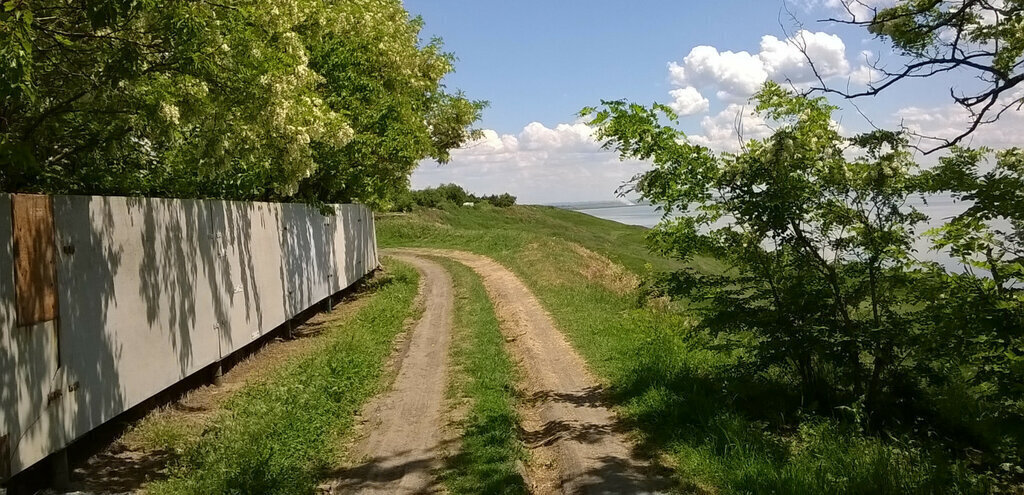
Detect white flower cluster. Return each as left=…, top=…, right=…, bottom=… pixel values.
left=159, top=102, right=180, bottom=125
left=242, top=26, right=355, bottom=192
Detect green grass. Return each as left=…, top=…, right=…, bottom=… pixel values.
left=433, top=257, right=529, bottom=495
left=378, top=205, right=986, bottom=494
left=148, top=258, right=421, bottom=495
left=378, top=203, right=723, bottom=275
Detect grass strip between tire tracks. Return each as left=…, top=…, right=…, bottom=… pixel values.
left=434, top=256, right=529, bottom=495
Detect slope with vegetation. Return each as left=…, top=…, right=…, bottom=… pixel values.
left=380, top=200, right=1019, bottom=493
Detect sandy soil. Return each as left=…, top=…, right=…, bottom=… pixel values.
left=329, top=255, right=455, bottom=494
left=391, top=248, right=666, bottom=495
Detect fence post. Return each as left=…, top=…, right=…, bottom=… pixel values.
left=50, top=449, right=69, bottom=490
left=211, top=362, right=223, bottom=386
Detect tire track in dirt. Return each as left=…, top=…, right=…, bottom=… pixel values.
left=330, top=255, right=454, bottom=494
left=389, top=248, right=666, bottom=495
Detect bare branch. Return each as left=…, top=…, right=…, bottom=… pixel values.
left=803, top=0, right=1022, bottom=152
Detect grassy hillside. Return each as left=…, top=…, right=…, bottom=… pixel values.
left=378, top=205, right=984, bottom=494
left=378, top=204, right=722, bottom=275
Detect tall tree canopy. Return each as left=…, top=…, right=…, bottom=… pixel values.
left=816, top=0, right=1023, bottom=151
left=0, top=0, right=482, bottom=205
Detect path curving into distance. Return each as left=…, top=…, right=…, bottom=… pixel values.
left=388, top=248, right=666, bottom=495
left=331, top=254, right=455, bottom=494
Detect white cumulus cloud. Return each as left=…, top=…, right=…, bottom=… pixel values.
left=519, top=122, right=596, bottom=152
left=759, top=31, right=850, bottom=83
left=667, top=30, right=852, bottom=102
left=668, top=86, right=711, bottom=116
left=686, top=104, right=773, bottom=153
left=411, top=121, right=649, bottom=204
left=669, top=46, right=768, bottom=102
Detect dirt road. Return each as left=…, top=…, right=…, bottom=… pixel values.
left=69, top=250, right=662, bottom=494
left=390, top=248, right=664, bottom=495
left=331, top=255, right=454, bottom=494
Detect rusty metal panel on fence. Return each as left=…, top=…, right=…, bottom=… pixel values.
left=12, top=194, right=58, bottom=326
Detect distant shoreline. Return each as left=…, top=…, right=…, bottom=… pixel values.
left=551, top=197, right=979, bottom=272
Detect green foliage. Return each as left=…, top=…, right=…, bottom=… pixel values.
left=588, top=82, right=925, bottom=407
left=149, top=260, right=420, bottom=495
left=294, top=7, right=485, bottom=207
left=480, top=193, right=516, bottom=208
left=393, top=183, right=518, bottom=211
left=585, top=83, right=1024, bottom=487
left=0, top=0, right=481, bottom=205
left=922, top=148, right=1024, bottom=286
left=435, top=257, right=528, bottom=495
left=868, top=0, right=1023, bottom=75
left=378, top=206, right=983, bottom=492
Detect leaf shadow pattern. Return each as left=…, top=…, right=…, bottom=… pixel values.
left=2, top=195, right=377, bottom=489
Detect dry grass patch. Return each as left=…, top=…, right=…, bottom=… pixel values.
left=569, top=243, right=639, bottom=295
left=518, top=239, right=640, bottom=296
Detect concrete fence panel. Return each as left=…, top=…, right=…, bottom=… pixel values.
left=0, top=194, right=379, bottom=480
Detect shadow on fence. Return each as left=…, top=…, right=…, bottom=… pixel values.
left=1, top=194, right=377, bottom=488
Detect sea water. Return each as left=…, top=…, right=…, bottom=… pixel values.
left=556, top=196, right=988, bottom=273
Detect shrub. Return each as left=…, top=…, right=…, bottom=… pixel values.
left=393, top=184, right=517, bottom=211
left=585, top=82, right=1024, bottom=487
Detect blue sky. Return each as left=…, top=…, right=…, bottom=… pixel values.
left=404, top=0, right=1022, bottom=204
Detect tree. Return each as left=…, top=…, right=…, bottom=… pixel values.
left=393, top=184, right=517, bottom=211
left=586, top=83, right=936, bottom=413
left=480, top=192, right=516, bottom=207
left=294, top=4, right=485, bottom=208
left=0, top=0, right=481, bottom=205
left=921, top=147, right=1024, bottom=293
left=812, top=0, right=1023, bottom=151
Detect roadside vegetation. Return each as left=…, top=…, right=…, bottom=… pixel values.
left=379, top=196, right=1018, bottom=492
left=394, top=183, right=518, bottom=211
left=583, top=81, right=1022, bottom=492
left=144, top=259, right=420, bottom=495
left=434, top=257, right=528, bottom=495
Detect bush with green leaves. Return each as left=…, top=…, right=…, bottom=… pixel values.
left=394, top=183, right=517, bottom=211
left=584, top=82, right=1024, bottom=484
left=477, top=192, right=517, bottom=208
